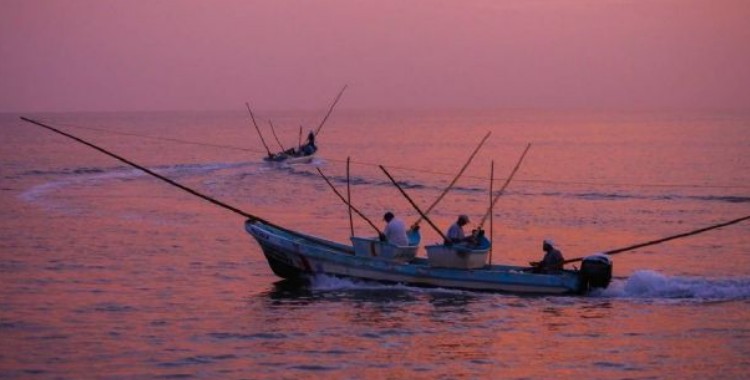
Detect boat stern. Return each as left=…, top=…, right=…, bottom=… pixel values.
left=578, top=254, right=613, bottom=292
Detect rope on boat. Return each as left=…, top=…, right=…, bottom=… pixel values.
left=564, top=214, right=750, bottom=264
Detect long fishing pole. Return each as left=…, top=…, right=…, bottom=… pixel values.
left=476, top=143, right=532, bottom=229
left=245, top=103, right=273, bottom=157
left=314, top=84, right=348, bottom=137
left=268, top=120, right=286, bottom=152
left=316, top=167, right=382, bottom=235
left=346, top=157, right=355, bottom=237
left=411, top=131, right=491, bottom=228
left=20, top=117, right=258, bottom=220
left=379, top=165, right=449, bottom=242
left=564, top=215, right=750, bottom=264
left=20, top=116, right=356, bottom=254
left=489, top=160, right=494, bottom=265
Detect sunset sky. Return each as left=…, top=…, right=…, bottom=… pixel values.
left=2, top=0, right=749, bottom=113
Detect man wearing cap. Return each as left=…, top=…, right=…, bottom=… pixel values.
left=381, top=211, right=409, bottom=246
left=446, top=214, right=471, bottom=244
left=531, top=239, right=565, bottom=273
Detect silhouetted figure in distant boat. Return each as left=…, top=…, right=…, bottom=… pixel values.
left=380, top=211, right=409, bottom=246
left=531, top=239, right=565, bottom=273
left=299, top=130, right=317, bottom=156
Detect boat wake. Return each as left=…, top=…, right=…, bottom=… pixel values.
left=19, top=161, right=258, bottom=209
left=306, top=271, right=750, bottom=303
left=596, top=270, right=750, bottom=302
left=308, top=274, right=466, bottom=295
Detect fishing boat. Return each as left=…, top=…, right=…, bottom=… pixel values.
left=245, top=219, right=614, bottom=294
left=262, top=149, right=317, bottom=164
left=248, top=85, right=346, bottom=165
left=291, top=141, right=613, bottom=294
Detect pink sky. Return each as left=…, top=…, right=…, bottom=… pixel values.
left=1, top=0, right=749, bottom=112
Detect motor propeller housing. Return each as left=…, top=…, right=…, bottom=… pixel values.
left=579, top=254, right=613, bottom=292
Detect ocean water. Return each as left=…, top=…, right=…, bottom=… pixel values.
left=1, top=109, right=749, bottom=379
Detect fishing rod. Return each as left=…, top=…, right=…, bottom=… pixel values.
left=268, top=120, right=286, bottom=152
left=21, top=116, right=258, bottom=220
left=314, top=84, right=348, bottom=137
left=564, top=214, right=750, bottom=264
left=19, top=116, right=359, bottom=254
left=476, top=143, right=532, bottom=229
left=379, top=165, right=449, bottom=242
left=316, top=167, right=383, bottom=235
left=411, top=131, right=491, bottom=229
left=489, top=160, right=494, bottom=265
left=346, top=157, right=355, bottom=238
left=245, top=102, right=273, bottom=157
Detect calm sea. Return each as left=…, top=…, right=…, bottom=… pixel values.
left=1, top=109, right=749, bottom=379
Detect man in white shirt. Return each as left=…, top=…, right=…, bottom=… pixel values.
left=446, top=214, right=470, bottom=244
left=382, top=211, right=409, bottom=246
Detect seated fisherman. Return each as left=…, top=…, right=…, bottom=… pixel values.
left=299, top=130, right=317, bottom=156
left=380, top=211, right=409, bottom=246
left=530, top=239, right=565, bottom=273
left=445, top=214, right=474, bottom=245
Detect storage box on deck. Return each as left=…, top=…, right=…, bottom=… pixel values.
left=425, top=244, right=489, bottom=269
left=351, top=237, right=418, bottom=263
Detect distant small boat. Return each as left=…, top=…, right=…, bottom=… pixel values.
left=249, top=85, right=345, bottom=165
left=263, top=150, right=317, bottom=164
left=245, top=219, right=613, bottom=295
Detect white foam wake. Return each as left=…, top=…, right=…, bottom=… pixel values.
left=597, top=270, right=750, bottom=302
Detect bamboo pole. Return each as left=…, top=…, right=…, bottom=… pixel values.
left=379, top=165, right=449, bottom=242
left=489, top=160, right=494, bottom=265
left=564, top=215, right=750, bottom=264
left=245, top=103, right=273, bottom=157
left=477, top=143, right=531, bottom=229
left=346, top=157, right=355, bottom=237
left=411, top=131, right=491, bottom=228
left=268, top=120, right=286, bottom=152
left=314, top=85, right=348, bottom=137
left=316, top=167, right=382, bottom=235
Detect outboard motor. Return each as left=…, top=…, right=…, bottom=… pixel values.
left=579, top=254, right=613, bottom=293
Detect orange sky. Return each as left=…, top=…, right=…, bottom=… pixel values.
left=1, top=0, right=749, bottom=112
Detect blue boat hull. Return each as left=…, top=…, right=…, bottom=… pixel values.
left=245, top=220, right=589, bottom=295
